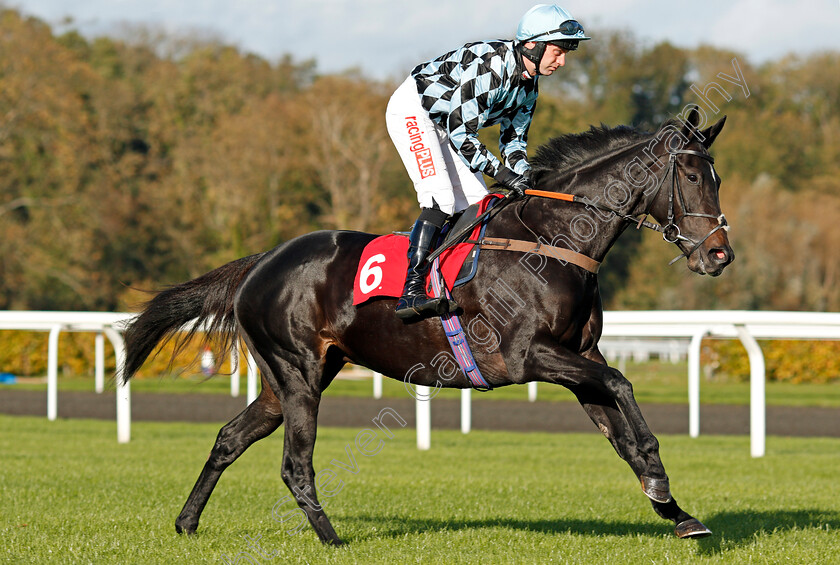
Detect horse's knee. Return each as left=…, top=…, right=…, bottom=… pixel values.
left=603, top=368, right=634, bottom=398
left=642, top=434, right=660, bottom=454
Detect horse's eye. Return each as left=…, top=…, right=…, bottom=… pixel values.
left=686, top=173, right=699, bottom=184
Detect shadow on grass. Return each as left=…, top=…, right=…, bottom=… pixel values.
left=696, top=509, right=840, bottom=556
left=340, top=508, right=840, bottom=553
left=339, top=514, right=669, bottom=542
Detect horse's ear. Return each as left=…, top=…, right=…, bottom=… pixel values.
left=679, top=105, right=702, bottom=139
left=699, top=116, right=726, bottom=149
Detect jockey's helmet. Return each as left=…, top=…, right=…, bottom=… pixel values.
left=516, top=4, right=590, bottom=67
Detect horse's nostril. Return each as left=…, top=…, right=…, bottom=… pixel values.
left=710, top=248, right=730, bottom=264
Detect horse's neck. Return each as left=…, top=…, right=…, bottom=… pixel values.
left=505, top=142, right=657, bottom=264
left=517, top=196, right=629, bottom=265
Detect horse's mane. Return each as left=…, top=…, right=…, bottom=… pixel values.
left=530, top=122, right=669, bottom=180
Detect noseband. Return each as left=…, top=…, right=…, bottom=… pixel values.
left=525, top=149, right=729, bottom=266
left=648, top=150, right=729, bottom=265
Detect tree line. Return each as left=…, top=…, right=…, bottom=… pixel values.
left=1, top=8, right=839, bottom=312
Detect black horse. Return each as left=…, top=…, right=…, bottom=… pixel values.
left=122, top=107, right=733, bottom=545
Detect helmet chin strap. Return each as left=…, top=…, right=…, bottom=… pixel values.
left=517, top=42, right=546, bottom=76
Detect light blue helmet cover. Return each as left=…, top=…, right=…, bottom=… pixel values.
left=516, top=4, right=590, bottom=44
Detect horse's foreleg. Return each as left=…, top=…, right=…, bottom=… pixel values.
left=575, top=348, right=711, bottom=538
left=524, top=339, right=711, bottom=537
left=571, top=380, right=711, bottom=536
left=279, top=391, right=343, bottom=546
left=525, top=341, right=665, bottom=483
left=571, top=384, right=645, bottom=474
left=175, top=389, right=284, bottom=535
left=576, top=348, right=668, bottom=499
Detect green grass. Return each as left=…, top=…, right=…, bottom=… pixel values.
left=6, top=359, right=840, bottom=407
left=2, top=414, right=839, bottom=564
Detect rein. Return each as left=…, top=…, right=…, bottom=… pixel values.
left=525, top=149, right=729, bottom=266
left=425, top=193, right=516, bottom=265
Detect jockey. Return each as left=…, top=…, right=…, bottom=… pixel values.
left=387, top=4, right=590, bottom=320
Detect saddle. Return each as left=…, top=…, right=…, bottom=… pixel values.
left=352, top=196, right=502, bottom=306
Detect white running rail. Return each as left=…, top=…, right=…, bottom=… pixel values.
left=0, top=311, right=260, bottom=443
left=418, top=310, right=840, bottom=457
left=3, top=310, right=840, bottom=456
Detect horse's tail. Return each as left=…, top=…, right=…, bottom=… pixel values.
left=120, top=252, right=266, bottom=384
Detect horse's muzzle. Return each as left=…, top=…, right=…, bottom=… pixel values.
left=699, top=244, right=735, bottom=276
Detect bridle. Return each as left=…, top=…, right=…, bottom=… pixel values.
left=648, top=149, right=729, bottom=265
left=525, top=148, right=729, bottom=266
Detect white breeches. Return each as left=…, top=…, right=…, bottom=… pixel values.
left=385, top=76, right=488, bottom=215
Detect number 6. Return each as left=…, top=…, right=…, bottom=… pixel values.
left=359, top=254, right=386, bottom=294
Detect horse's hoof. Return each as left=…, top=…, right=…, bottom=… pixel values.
left=175, top=521, right=198, bottom=535
left=640, top=475, right=672, bottom=503
left=675, top=518, right=712, bottom=539
left=324, top=538, right=345, bottom=547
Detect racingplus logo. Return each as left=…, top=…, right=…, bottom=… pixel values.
left=405, top=117, right=436, bottom=179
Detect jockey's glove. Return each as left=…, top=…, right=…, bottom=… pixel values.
left=495, top=169, right=532, bottom=197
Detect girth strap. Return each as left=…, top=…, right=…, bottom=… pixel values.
left=479, top=237, right=601, bottom=274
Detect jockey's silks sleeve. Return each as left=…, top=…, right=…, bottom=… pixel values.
left=411, top=40, right=539, bottom=179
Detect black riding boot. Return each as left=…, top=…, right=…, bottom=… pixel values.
left=395, top=210, right=457, bottom=320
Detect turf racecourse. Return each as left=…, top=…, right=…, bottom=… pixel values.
left=2, top=415, right=839, bottom=564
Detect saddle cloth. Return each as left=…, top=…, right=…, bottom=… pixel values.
left=352, top=195, right=501, bottom=306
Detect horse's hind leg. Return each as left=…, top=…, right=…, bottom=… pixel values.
left=278, top=386, right=343, bottom=545
left=244, top=332, right=344, bottom=545
left=175, top=385, right=284, bottom=535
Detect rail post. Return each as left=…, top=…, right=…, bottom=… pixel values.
left=95, top=331, right=105, bottom=393
left=104, top=326, right=130, bottom=444
left=461, top=388, right=471, bottom=433
left=246, top=351, right=258, bottom=405
left=735, top=325, right=766, bottom=457
left=687, top=328, right=709, bottom=438
left=47, top=324, right=62, bottom=421
left=528, top=381, right=538, bottom=402
left=373, top=371, right=383, bottom=399
left=416, top=385, right=431, bottom=450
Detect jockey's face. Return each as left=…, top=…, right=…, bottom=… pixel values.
left=539, top=44, right=567, bottom=75
left=523, top=42, right=568, bottom=76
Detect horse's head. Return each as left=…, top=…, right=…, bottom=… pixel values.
left=645, top=107, right=734, bottom=276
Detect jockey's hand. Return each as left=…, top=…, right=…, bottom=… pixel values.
left=495, top=169, right=532, bottom=197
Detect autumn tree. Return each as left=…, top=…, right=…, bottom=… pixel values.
left=0, top=10, right=838, bottom=313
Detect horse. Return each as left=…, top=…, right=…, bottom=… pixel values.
left=121, top=106, right=733, bottom=545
